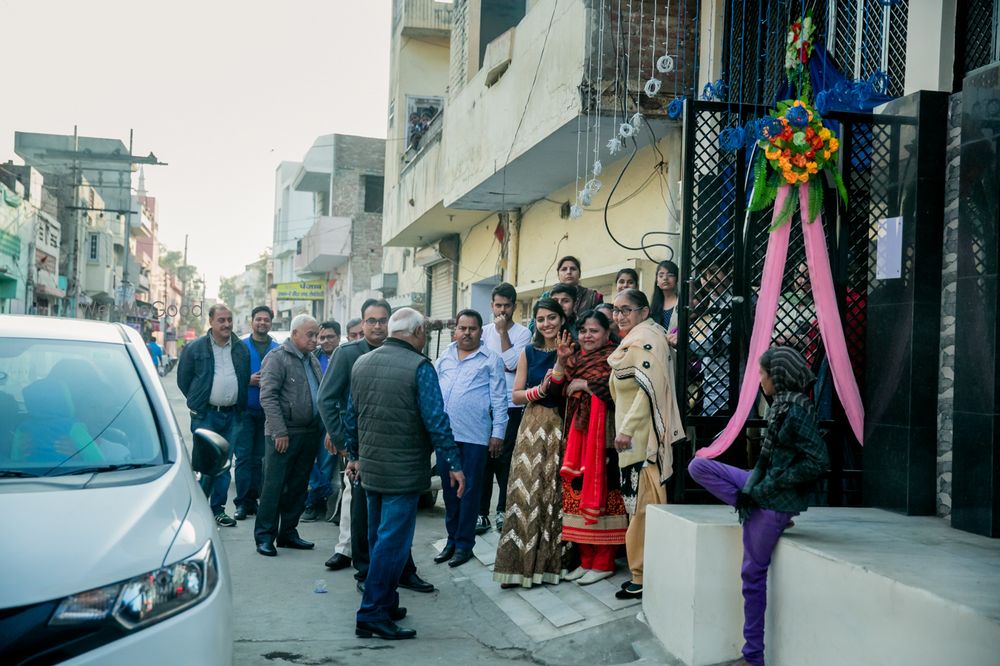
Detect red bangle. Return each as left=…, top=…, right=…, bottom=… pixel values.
left=550, top=373, right=565, bottom=385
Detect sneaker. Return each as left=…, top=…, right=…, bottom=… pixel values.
left=474, top=515, right=491, bottom=535
left=494, top=511, right=504, bottom=533
left=301, top=507, right=320, bottom=522
left=215, top=512, right=237, bottom=527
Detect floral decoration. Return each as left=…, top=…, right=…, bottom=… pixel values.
left=748, top=99, right=848, bottom=228
left=785, top=11, right=816, bottom=98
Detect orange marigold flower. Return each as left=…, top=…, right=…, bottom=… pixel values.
left=828, top=138, right=840, bottom=151
left=798, top=172, right=809, bottom=183
left=806, top=162, right=819, bottom=174
left=805, top=127, right=815, bottom=139
left=765, top=147, right=780, bottom=160
left=792, top=153, right=807, bottom=167
left=823, top=150, right=832, bottom=159
left=783, top=170, right=798, bottom=184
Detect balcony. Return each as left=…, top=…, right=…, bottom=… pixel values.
left=441, top=0, right=681, bottom=211
left=294, top=216, right=351, bottom=275
left=293, top=135, right=335, bottom=193
left=397, top=0, right=452, bottom=38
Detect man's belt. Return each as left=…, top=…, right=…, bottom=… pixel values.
left=208, top=404, right=237, bottom=412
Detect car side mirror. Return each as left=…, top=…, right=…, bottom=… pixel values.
left=191, top=428, right=231, bottom=477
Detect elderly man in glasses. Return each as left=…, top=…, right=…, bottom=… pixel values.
left=316, top=300, right=434, bottom=594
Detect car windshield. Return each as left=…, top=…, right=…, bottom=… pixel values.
left=0, top=337, right=165, bottom=477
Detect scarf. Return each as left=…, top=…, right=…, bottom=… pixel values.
left=607, top=318, right=685, bottom=484
left=760, top=346, right=816, bottom=458
left=563, top=342, right=615, bottom=431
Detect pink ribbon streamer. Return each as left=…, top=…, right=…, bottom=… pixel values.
left=696, top=184, right=865, bottom=459
left=696, top=186, right=792, bottom=458
left=798, top=186, right=865, bottom=444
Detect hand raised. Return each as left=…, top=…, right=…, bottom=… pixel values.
left=555, top=330, right=575, bottom=361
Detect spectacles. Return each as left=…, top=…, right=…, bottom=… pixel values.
left=365, top=317, right=389, bottom=326
left=612, top=305, right=647, bottom=317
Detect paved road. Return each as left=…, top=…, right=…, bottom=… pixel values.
left=162, top=375, right=674, bottom=666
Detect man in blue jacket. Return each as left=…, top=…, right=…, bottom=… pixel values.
left=237, top=305, right=281, bottom=521
left=177, top=304, right=251, bottom=526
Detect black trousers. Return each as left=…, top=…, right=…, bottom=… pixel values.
left=351, top=480, right=417, bottom=581
left=479, top=407, right=523, bottom=516
left=254, top=429, right=319, bottom=545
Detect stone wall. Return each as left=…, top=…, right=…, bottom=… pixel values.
left=936, top=92, right=961, bottom=520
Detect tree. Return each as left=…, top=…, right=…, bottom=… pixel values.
left=218, top=275, right=239, bottom=308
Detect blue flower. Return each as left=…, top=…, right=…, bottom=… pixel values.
left=701, top=82, right=715, bottom=101
left=758, top=117, right=783, bottom=139
left=868, top=70, right=890, bottom=95
left=667, top=97, right=684, bottom=119
left=718, top=126, right=746, bottom=152
left=815, top=90, right=831, bottom=115
left=786, top=105, right=809, bottom=128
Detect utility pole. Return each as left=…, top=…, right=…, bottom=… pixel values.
left=118, top=128, right=134, bottom=324
left=24, top=210, right=37, bottom=314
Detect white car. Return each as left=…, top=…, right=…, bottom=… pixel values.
left=0, top=315, right=232, bottom=664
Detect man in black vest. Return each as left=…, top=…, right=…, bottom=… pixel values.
left=317, top=300, right=433, bottom=593
left=345, top=307, right=465, bottom=640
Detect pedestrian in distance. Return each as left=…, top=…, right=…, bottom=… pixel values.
left=237, top=305, right=280, bottom=521
left=688, top=346, right=829, bottom=666
left=433, top=309, right=507, bottom=568
left=478, top=282, right=532, bottom=536
left=253, top=314, right=323, bottom=556
left=146, top=334, right=164, bottom=376
left=345, top=307, right=465, bottom=640
left=177, top=303, right=250, bottom=527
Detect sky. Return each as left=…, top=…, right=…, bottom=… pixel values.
left=0, top=0, right=391, bottom=297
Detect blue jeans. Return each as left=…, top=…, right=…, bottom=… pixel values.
left=234, top=410, right=266, bottom=510
left=306, top=433, right=335, bottom=510
left=192, top=408, right=246, bottom=516
left=439, top=442, right=487, bottom=552
left=357, top=490, right=419, bottom=623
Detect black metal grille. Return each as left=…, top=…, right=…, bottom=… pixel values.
left=964, top=0, right=999, bottom=75
left=830, top=0, right=908, bottom=97
left=678, top=99, right=877, bottom=505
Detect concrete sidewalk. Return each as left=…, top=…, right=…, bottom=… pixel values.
left=162, top=376, right=674, bottom=665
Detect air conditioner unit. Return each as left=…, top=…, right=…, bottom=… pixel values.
left=414, top=236, right=458, bottom=267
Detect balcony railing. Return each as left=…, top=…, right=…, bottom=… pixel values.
left=294, top=216, right=352, bottom=275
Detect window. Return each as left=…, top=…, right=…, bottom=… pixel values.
left=404, top=95, right=443, bottom=151
left=88, top=233, right=99, bottom=262
left=478, top=0, right=526, bottom=70
left=363, top=175, right=384, bottom=214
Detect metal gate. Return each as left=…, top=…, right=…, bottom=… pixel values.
left=674, top=99, right=894, bottom=506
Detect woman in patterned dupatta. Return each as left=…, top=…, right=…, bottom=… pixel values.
left=494, top=298, right=567, bottom=589
left=551, top=310, right=627, bottom=586
left=608, top=289, right=685, bottom=600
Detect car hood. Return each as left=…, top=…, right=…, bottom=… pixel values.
left=0, top=462, right=193, bottom=608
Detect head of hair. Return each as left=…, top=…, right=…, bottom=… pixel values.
left=650, top=260, right=681, bottom=321
left=387, top=307, right=426, bottom=336
left=616, top=267, right=639, bottom=284
left=531, top=297, right=567, bottom=347
left=618, top=288, right=650, bottom=310
left=290, top=313, right=317, bottom=332
left=208, top=303, right=231, bottom=320
left=345, top=317, right=363, bottom=331
left=361, top=298, right=392, bottom=319
left=557, top=255, right=581, bottom=273
left=320, top=320, right=341, bottom=335
left=577, top=308, right=611, bottom=332
left=550, top=283, right=578, bottom=299
left=491, top=282, right=517, bottom=303
left=759, top=346, right=816, bottom=394
left=455, top=309, right=483, bottom=328
left=251, top=305, right=274, bottom=321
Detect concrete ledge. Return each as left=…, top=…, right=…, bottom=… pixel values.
left=643, top=506, right=1000, bottom=666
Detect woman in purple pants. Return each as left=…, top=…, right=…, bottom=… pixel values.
left=688, top=346, right=829, bottom=666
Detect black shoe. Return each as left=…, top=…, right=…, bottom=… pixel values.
left=615, top=583, right=643, bottom=599
left=325, top=553, right=352, bottom=570
left=256, top=542, right=277, bottom=557
left=398, top=572, right=435, bottom=593
left=356, top=579, right=365, bottom=594
left=276, top=535, right=315, bottom=550
left=448, top=549, right=474, bottom=568
left=355, top=619, right=415, bottom=640
left=300, top=507, right=320, bottom=522
left=474, top=515, right=491, bottom=535
left=234, top=505, right=247, bottom=521
left=433, top=544, right=456, bottom=564
left=245, top=503, right=258, bottom=516
left=389, top=607, right=407, bottom=621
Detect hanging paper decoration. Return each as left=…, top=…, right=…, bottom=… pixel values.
left=700, top=79, right=726, bottom=101
left=644, top=78, right=662, bottom=97
left=747, top=99, right=846, bottom=228
left=656, top=54, right=675, bottom=74
left=579, top=188, right=593, bottom=207
left=606, top=137, right=623, bottom=155
left=667, top=97, right=684, bottom=119
left=630, top=112, right=643, bottom=129
left=718, top=126, right=746, bottom=152
left=592, top=160, right=603, bottom=177
left=569, top=204, right=583, bottom=219
left=585, top=178, right=603, bottom=194
left=618, top=122, right=636, bottom=139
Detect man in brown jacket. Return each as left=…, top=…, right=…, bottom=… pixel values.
left=254, top=314, right=323, bottom=556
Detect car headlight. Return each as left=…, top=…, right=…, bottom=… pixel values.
left=49, top=540, right=218, bottom=630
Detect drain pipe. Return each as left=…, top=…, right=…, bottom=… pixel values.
left=506, top=208, right=521, bottom=286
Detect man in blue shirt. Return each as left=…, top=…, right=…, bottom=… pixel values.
left=146, top=335, right=164, bottom=375
left=237, top=305, right=280, bottom=521
left=433, top=309, right=507, bottom=568
left=344, top=307, right=464, bottom=640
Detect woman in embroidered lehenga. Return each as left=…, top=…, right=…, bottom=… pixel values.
left=608, top=289, right=685, bottom=600
left=494, top=298, right=567, bottom=588
left=551, top=310, right=627, bottom=586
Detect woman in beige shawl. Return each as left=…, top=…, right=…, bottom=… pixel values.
left=608, top=288, right=685, bottom=600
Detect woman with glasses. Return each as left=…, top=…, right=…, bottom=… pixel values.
left=494, top=298, right=569, bottom=589
left=649, top=260, right=680, bottom=349
left=551, top=310, right=627, bottom=586
left=607, top=289, right=685, bottom=600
